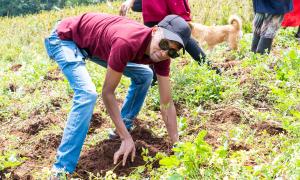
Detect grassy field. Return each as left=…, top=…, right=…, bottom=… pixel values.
left=0, top=0, right=300, bottom=179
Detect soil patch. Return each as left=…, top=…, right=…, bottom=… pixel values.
left=232, top=67, right=252, bottom=77
left=76, top=126, right=171, bottom=178
left=211, top=107, right=242, bottom=124
left=243, top=80, right=272, bottom=109
left=44, top=68, right=63, bottom=81
left=32, top=133, right=62, bottom=159
left=50, top=98, right=64, bottom=109
left=204, top=131, right=221, bottom=148
left=229, top=143, right=250, bottom=151
left=244, top=160, right=257, bottom=166
left=174, top=101, right=189, bottom=117
left=0, top=170, right=33, bottom=180
left=251, top=121, right=287, bottom=135
left=21, top=114, right=59, bottom=135
left=10, top=64, right=22, bottom=72
left=13, top=159, right=40, bottom=179
left=88, top=113, right=105, bottom=134
left=8, top=83, right=17, bottom=92
left=213, top=60, right=241, bottom=70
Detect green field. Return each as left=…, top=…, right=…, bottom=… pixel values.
left=0, top=0, right=300, bottom=179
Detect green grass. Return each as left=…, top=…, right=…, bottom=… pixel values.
left=0, top=0, right=300, bottom=179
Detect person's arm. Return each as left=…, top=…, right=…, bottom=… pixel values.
left=157, top=74, right=178, bottom=144
left=119, top=0, right=136, bottom=16
left=102, top=67, right=136, bottom=166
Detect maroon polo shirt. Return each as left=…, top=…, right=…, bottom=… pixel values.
left=57, top=13, right=170, bottom=76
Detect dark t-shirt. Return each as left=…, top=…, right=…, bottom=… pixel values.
left=57, top=13, right=170, bottom=76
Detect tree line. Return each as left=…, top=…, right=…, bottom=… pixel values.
left=0, top=0, right=107, bottom=17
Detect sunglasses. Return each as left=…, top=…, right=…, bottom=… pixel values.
left=159, top=39, right=180, bottom=58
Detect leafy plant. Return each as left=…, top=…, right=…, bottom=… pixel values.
left=0, top=151, right=25, bottom=174
left=158, top=131, right=228, bottom=179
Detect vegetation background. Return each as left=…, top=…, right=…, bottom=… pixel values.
left=0, top=0, right=299, bottom=179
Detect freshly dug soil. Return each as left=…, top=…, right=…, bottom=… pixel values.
left=33, top=133, right=62, bottom=159
left=88, top=113, right=105, bottom=134
left=76, top=126, right=171, bottom=178
left=211, top=107, right=242, bottom=124
left=251, top=121, right=286, bottom=135
left=21, top=115, right=59, bottom=135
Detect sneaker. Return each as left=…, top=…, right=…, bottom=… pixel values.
left=49, top=169, right=69, bottom=180
left=108, top=127, right=133, bottom=140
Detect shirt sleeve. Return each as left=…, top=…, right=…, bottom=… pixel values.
left=107, top=38, right=134, bottom=73
left=167, top=0, right=192, bottom=21
left=154, top=59, right=171, bottom=77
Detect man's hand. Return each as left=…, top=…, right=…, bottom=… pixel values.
left=114, top=137, right=136, bottom=166
left=119, top=0, right=134, bottom=16
left=157, top=75, right=179, bottom=144
left=102, top=67, right=136, bottom=166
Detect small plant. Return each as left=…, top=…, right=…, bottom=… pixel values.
left=0, top=151, right=25, bottom=178
left=158, top=130, right=228, bottom=179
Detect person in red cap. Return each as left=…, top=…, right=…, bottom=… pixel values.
left=282, top=0, right=300, bottom=39
left=45, top=13, right=191, bottom=179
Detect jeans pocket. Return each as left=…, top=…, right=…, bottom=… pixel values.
left=44, top=36, right=62, bottom=59
left=60, top=40, right=85, bottom=63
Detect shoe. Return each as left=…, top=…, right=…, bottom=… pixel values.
left=49, top=169, right=69, bottom=180
left=251, top=33, right=260, bottom=53
left=108, top=127, right=133, bottom=140
left=256, top=37, right=273, bottom=54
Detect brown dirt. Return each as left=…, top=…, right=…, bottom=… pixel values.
left=21, top=114, right=59, bottom=135
left=0, top=172, right=34, bottom=180
left=8, top=83, right=17, bottom=92
left=243, top=80, right=272, bottom=109
left=211, top=107, right=242, bottom=124
left=251, top=121, right=287, bottom=135
left=75, top=126, right=171, bottom=178
left=10, top=64, right=22, bottom=72
left=29, top=98, right=65, bottom=117
left=1, top=171, right=34, bottom=180
left=239, top=74, right=254, bottom=85
left=229, top=143, right=250, bottom=151
left=194, top=107, right=246, bottom=149
left=232, top=67, right=252, bottom=77
left=212, top=60, right=241, bottom=70
left=204, top=131, right=221, bottom=148
left=50, top=98, right=63, bottom=109
left=13, top=159, right=42, bottom=179
left=31, top=133, right=62, bottom=159
left=44, top=68, right=63, bottom=81
left=244, top=160, right=257, bottom=166
left=88, top=113, right=105, bottom=134
left=174, top=102, right=189, bottom=117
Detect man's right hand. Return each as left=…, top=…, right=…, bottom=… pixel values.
left=119, top=0, right=134, bottom=16
left=113, top=137, right=136, bottom=166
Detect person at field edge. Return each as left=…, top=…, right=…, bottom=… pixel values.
left=44, top=13, right=191, bottom=179
left=119, top=0, right=210, bottom=85
left=251, top=0, right=293, bottom=54
left=282, top=0, right=300, bottom=39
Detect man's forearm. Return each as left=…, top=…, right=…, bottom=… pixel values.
left=161, top=101, right=178, bottom=143
left=102, top=91, right=131, bottom=139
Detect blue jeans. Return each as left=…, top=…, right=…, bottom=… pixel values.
left=44, top=29, right=153, bottom=173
